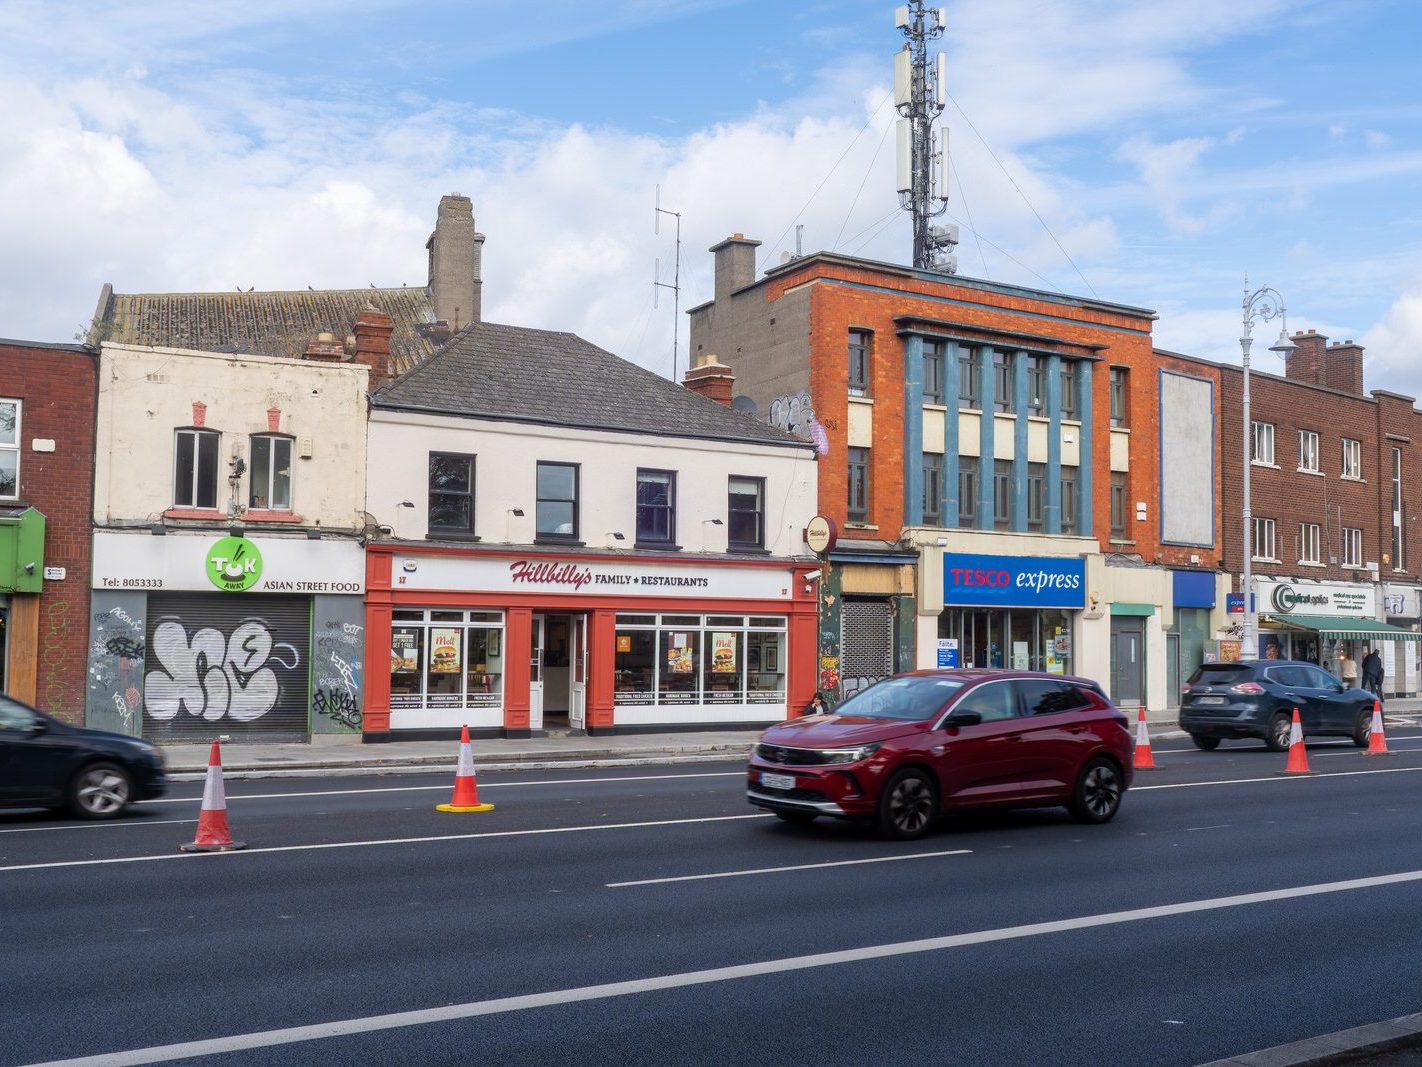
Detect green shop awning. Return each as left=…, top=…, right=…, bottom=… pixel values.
left=1272, top=614, right=1422, bottom=641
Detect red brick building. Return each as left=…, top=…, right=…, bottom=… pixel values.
left=0, top=339, right=98, bottom=720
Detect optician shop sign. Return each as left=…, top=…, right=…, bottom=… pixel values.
left=393, top=554, right=795, bottom=600
left=943, top=553, right=1086, bottom=610
left=1257, top=578, right=1374, bottom=619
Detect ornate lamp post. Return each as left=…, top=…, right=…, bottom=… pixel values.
left=1241, top=280, right=1297, bottom=658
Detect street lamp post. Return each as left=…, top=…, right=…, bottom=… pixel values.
left=1240, top=280, right=1297, bottom=659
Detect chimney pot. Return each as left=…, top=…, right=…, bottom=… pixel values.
left=682, top=354, right=736, bottom=407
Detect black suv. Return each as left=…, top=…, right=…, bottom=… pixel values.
left=1179, top=659, right=1378, bottom=752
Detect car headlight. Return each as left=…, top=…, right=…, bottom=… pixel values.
left=819, top=742, right=881, bottom=764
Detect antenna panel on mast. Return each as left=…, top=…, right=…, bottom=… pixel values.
left=936, top=128, right=949, bottom=200
left=936, top=52, right=945, bottom=107
left=894, top=5, right=910, bottom=28
left=893, top=49, right=913, bottom=106
left=895, top=118, right=913, bottom=194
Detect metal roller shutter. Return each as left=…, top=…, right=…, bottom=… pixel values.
left=840, top=598, right=894, bottom=698
left=142, top=593, right=311, bottom=743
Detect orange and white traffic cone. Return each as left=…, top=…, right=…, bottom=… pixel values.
left=1283, top=708, right=1311, bottom=774
left=436, top=724, right=495, bottom=813
left=1366, top=699, right=1389, bottom=756
left=179, top=740, right=247, bottom=852
left=1132, top=708, right=1156, bottom=770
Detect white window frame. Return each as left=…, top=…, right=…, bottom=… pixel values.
left=173, top=428, right=220, bottom=510
left=1250, top=421, right=1275, bottom=466
left=249, top=434, right=293, bottom=512
left=1341, top=437, right=1362, bottom=480
left=1343, top=527, right=1363, bottom=568
left=1298, top=430, right=1319, bottom=473
left=1299, top=522, right=1320, bottom=564
left=1252, top=516, right=1277, bottom=561
left=0, top=398, right=19, bottom=501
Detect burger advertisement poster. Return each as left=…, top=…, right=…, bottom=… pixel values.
left=430, top=629, right=462, bottom=674
left=711, top=633, right=737, bottom=674
left=391, top=630, right=419, bottom=674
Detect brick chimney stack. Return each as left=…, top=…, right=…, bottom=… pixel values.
left=426, top=194, right=483, bottom=330
left=303, top=332, right=344, bottom=363
left=710, top=233, right=761, bottom=303
left=1285, top=329, right=1327, bottom=386
left=353, top=307, right=394, bottom=391
left=682, top=352, right=736, bottom=406
left=1325, top=339, right=1365, bottom=395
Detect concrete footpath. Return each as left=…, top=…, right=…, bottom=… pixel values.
left=158, top=698, right=1422, bottom=780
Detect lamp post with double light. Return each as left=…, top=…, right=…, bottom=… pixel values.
left=1241, top=280, right=1297, bottom=659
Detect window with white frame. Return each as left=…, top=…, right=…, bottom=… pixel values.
left=1298, top=430, right=1319, bottom=473
left=0, top=399, right=18, bottom=500
left=1343, top=527, right=1363, bottom=568
left=613, top=614, right=788, bottom=708
left=1253, top=517, right=1277, bottom=561
left=249, top=435, right=293, bottom=511
left=1251, top=421, right=1275, bottom=465
left=389, top=609, right=505, bottom=711
left=1341, top=438, right=1362, bottom=479
left=1299, top=522, right=1320, bottom=564
left=174, top=428, right=220, bottom=509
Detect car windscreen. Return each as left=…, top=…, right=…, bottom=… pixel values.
left=1187, top=663, right=1253, bottom=684
left=833, top=676, right=966, bottom=721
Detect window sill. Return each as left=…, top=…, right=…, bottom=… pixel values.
left=430, top=531, right=481, bottom=542
left=848, top=395, right=874, bottom=405
left=163, top=508, right=225, bottom=520
left=634, top=542, right=681, bottom=552
left=1251, top=557, right=1282, bottom=564
left=1109, top=537, right=1135, bottom=546
left=1341, top=476, right=1367, bottom=484
left=1297, top=561, right=1326, bottom=569
left=534, top=537, right=585, bottom=548
left=1060, top=417, right=1082, bottom=427
left=922, top=402, right=948, bottom=413
left=728, top=545, right=771, bottom=555
left=1250, top=461, right=1280, bottom=470
left=1110, top=423, right=1130, bottom=432
left=1027, top=414, right=1050, bottom=424
left=1297, top=468, right=1324, bottom=477
left=243, top=510, right=304, bottom=523
left=844, top=521, right=877, bottom=531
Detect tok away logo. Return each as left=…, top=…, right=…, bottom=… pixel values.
left=206, top=536, right=263, bottom=592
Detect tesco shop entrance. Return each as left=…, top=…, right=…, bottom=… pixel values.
left=365, top=546, right=819, bottom=741
left=935, top=553, right=1086, bottom=675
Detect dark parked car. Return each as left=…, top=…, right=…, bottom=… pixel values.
left=747, top=670, right=1133, bottom=840
left=0, top=694, right=167, bottom=818
left=1179, top=659, right=1377, bottom=752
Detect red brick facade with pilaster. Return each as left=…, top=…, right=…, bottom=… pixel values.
left=0, top=340, right=97, bottom=721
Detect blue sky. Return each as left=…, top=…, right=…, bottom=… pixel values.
left=2, top=0, right=1420, bottom=394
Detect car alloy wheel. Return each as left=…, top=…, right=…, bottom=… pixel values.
left=877, top=769, right=937, bottom=840
left=1267, top=714, right=1293, bottom=753
left=1069, top=758, right=1123, bottom=824
left=1353, top=710, right=1372, bottom=748
left=70, top=763, right=132, bottom=819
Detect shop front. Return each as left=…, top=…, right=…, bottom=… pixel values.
left=364, top=546, right=819, bottom=740
left=87, top=530, right=367, bottom=741
left=1382, top=584, right=1422, bottom=697
left=1254, top=577, right=1421, bottom=681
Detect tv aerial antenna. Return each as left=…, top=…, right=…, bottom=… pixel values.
left=654, top=184, right=682, bottom=382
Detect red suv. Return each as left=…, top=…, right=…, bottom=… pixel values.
left=747, top=671, right=1133, bottom=839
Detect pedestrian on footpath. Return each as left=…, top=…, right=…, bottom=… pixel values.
left=803, top=691, right=829, bottom=717
left=1339, top=650, right=1359, bottom=689
left=1361, top=647, right=1384, bottom=703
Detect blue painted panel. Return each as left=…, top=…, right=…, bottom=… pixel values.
left=944, top=342, right=960, bottom=527
left=1172, top=570, right=1216, bottom=609
left=943, top=553, right=1087, bottom=609
left=1077, top=360, right=1094, bottom=537
left=978, top=346, right=995, bottom=528
left=902, top=334, right=925, bottom=525
left=1012, top=350, right=1028, bottom=532
left=1046, top=354, right=1062, bottom=534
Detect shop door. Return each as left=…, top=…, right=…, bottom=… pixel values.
left=569, top=615, right=587, bottom=731
left=142, top=594, right=311, bottom=742
left=529, top=615, right=545, bottom=732
left=1110, top=618, right=1144, bottom=709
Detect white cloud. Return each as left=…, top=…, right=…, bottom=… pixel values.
left=1361, top=281, right=1422, bottom=400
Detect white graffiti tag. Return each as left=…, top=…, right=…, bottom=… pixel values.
left=144, top=619, right=300, bottom=723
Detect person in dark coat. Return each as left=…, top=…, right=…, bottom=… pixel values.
left=803, top=691, right=828, bottom=716
left=1361, top=648, right=1384, bottom=701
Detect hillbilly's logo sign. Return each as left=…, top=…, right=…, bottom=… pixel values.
left=509, top=560, right=594, bottom=591
left=392, top=554, right=792, bottom=600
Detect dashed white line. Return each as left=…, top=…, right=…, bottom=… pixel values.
left=607, top=848, right=972, bottom=887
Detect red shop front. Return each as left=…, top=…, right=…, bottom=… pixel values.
left=363, top=545, right=820, bottom=740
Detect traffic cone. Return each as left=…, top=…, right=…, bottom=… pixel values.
left=1283, top=708, right=1311, bottom=774
left=179, top=740, right=247, bottom=852
left=1367, top=699, right=1389, bottom=756
left=436, top=725, right=495, bottom=813
left=1132, top=708, right=1156, bottom=770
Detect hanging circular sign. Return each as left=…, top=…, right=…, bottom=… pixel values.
left=206, top=535, right=263, bottom=592
left=804, top=515, right=838, bottom=556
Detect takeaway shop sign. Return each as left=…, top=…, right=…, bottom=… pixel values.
left=943, top=553, right=1086, bottom=610
left=393, top=555, right=794, bottom=600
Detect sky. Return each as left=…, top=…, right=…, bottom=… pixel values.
left=2, top=0, right=1420, bottom=396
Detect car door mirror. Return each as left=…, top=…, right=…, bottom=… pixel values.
left=943, top=710, right=982, bottom=728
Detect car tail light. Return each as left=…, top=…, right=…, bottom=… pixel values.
left=1230, top=681, right=1266, bottom=694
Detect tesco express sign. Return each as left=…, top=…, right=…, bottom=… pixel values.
left=943, top=553, right=1086, bottom=610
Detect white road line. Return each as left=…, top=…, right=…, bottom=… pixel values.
left=29, top=866, right=1422, bottom=1067
left=142, top=771, right=744, bottom=805
left=607, top=849, right=972, bottom=888
left=1134, top=764, right=1422, bottom=791
left=0, top=819, right=193, bottom=835
left=0, top=813, right=771, bottom=874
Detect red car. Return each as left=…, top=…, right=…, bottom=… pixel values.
left=748, top=671, right=1133, bottom=839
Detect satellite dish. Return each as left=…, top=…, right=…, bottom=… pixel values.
left=731, top=395, right=758, bottom=417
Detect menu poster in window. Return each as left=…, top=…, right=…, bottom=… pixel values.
left=391, top=630, right=419, bottom=673
left=667, top=635, right=694, bottom=674
left=1011, top=641, right=1029, bottom=671
left=430, top=628, right=461, bottom=674
left=617, top=635, right=632, bottom=653
left=711, top=633, right=737, bottom=673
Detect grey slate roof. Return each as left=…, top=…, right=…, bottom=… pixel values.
left=91, top=285, right=439, bottom=375
left=372, top=320, right=809, bottom=449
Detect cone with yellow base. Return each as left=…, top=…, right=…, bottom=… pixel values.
left=436, top=724, right=495, bottom=813
left=179, top=740, right=247, bottom=852
left=1132, top=708, right=1156, bottom=770
left=1282, top=708, right=1311, bottom=774
left=1366, top=699, right=1389, bottom=756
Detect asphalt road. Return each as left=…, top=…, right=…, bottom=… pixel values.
left=7, top=730, right=1422, bottom=1066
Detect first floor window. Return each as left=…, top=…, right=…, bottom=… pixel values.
left=389, top=610, right=505, bottom=712
left=959, top=459, right=978, bottom=528
left=1110, top=472, right=1127, bottom=538
left=636, top=469, right=676, bottom=544
left=249, top=435, right=293, bottom=511
left=1109, top=367, right=1128, bottom=427
left=1343, top=527, right=1363, bottom=568
left=1299, top=522, right=1320, bottom=564
left=1026, top=462, right=1045, bottom=531
left=1342, top=437, right=1362, bottom=479
left=993, top=351, right=1015, bottom=413
left=923, top=341, right=944, bottom=405
left=428, top=452, right=475, bottom=534
left=0, top=398, right=18, bottom=499
left=728, top=476, right=764, bottom=548
left=1251, top=421, right=1275, bottom=465
left=1060, top=363, right=1078, bottom=420
left=848, top=448, right=869, bottom=521
left=1026, top=356, right=1045, bottom=416
left=959, top=347, right=981, bottom=409
left=1253, top=517, right=1277, bottom=561
left=1060, top=467, right=1077, bottom=534
left=1298, top=429, right=1320, bottom=472
left=614, top=614, right=787, bottom=709
left=536, top=461, right=579, bottom=539
left=174, top=428, right=219, bottom=509
left=923, top=452, right=944, bottom=525
left=848, top=330, right=871, bottom=397
left=993, top=459, right=1011, bottom=530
